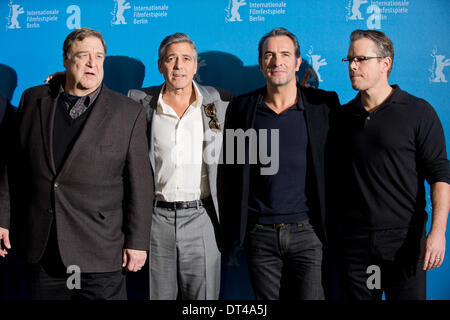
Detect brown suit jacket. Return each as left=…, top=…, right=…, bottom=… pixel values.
left=3, top=80, right=153, bottom=273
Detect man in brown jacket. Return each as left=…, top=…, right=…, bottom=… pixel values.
left=0, top=27, right=153, bottom=300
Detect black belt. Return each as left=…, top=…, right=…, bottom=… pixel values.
left=154, top=196, right=212, bottom=210
left=261, top=222, right=305, bottom=229
left=248, top=219, right=310, bottom=229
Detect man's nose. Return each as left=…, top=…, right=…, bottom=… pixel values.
left=349, top=59, right=358, bottom=70
left=173, top=57, right=181, bottom=69
left=86, top=53, right=95, bottom=66
left=269, top=55, right=281, bottom=68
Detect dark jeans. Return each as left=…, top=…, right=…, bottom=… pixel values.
left=244, top=219, right=324, bottom=300
left=341, top=228, right=426, bottom=300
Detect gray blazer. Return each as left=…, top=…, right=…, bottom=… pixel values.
left=128, top=83, right=232, bottom=238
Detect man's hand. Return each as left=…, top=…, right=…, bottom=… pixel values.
left=0, top=227, right=11, bottom=258
left=422, top=182, right=450, bottom=271
left=44, top=71, right=65, bottom=83
left=421, top=230, right=446, bottom=271
left=122, top=249, right=147, bottom=272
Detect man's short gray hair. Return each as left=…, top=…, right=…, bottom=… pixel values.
left=158, top=33, right=198, bottom=60
left=350, top=29, right=394, bottom=77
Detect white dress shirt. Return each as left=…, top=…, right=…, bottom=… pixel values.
left=152, top=82, right=210, bottom=201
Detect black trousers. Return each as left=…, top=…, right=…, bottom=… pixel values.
left=245, top=219, right=325, bottom=300
left=341, top=228, right=426, bottom=300
left=27, top=264, right=127, bottom=300
left=27, top=223, right=127, bottom=300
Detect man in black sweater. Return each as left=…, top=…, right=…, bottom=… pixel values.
left=225, top=27, right=340, bottom=299
left=336, top=29, right=450, bottom=300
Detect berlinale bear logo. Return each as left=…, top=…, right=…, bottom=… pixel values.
left=225, top=0, right=247, bottom=22
left=111, top=0, right=131, bottom=25
left=6, top=0, right=24, bottom=29
left=430, top=48, right=450, bottom=83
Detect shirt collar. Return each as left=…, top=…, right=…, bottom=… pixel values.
left=348, top=84, right=403, bottom=112
left=257, top=84, right=304, bottom=111
left=157, top=81, right=203, bottom=115
left=58, top=82, right=102, bottom=109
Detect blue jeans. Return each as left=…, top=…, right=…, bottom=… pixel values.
left=244, top=219, right=325, bottom=300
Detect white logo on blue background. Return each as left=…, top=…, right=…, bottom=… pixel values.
left=347, top=0, right=367, bottom=20
left=346, top=0, right=410, bottom=30
left=308, top=47, right=327, bottom=83
left=111, top=0, right=131, bottom=25
left=225, top=0, right=247, bottom=22
left=366, top=4, right=381, bottom=29
left=6, top=0, right=24, bottom=29
left=430, top=48, right=450, bottom=83
left=66, top=5, right=81, bottom=30
left=346, top=0, right=381, bottom=30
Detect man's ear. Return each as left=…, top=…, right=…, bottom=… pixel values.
left=63, top=54, right=68, bottom=69
left=296, top=57, right=302, bottom=71
left=157, top=59, right=163, bottom=74
left=383, top=56, right=392, bottom=74
left=193, top=57, right=198, bottom=75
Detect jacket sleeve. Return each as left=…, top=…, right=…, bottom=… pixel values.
left=122, top=107, right=153, bottom=250
left=0, top=99, right=17, bottom=230
left=221, top=98, right=244, bottom=251
left=0, top=105, right=11, bottom=229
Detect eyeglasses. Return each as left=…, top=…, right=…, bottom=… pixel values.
left=209, top=118, right=221, bottom=130
left=204, top=103, right=221, bottom=130
left=342, top=56, right=385, bottom=64
left=204, top=103, right=216, bottom=118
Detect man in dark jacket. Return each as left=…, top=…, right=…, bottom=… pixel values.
left=225, top=27, right=340, bottom=299
left=0, top=27, right=153, bottom=300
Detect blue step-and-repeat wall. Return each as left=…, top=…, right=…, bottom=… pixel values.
left=0, top=0, right=449, bottom=300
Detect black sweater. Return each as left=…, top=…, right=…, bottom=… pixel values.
left=333, top=85, right=449, bottom=232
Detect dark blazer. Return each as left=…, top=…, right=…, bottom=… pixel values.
left=0, top=95, right=15, bottom=228
left=225, top=84, right=340, bottom=247
left=2, top=80, right=153, bottom=273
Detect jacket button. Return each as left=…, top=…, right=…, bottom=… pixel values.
left=47, top=208, right=53, bottom=214
left=54, top=182, right=59, bottom=188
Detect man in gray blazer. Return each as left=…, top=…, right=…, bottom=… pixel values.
left=0, top=27, right=153, bottom=300
left=128, top=33, right=231, bottom=300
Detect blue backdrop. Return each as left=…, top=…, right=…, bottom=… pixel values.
left=0, top=0, right=449, bottom=300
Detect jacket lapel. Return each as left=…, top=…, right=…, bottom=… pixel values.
left=39, top=95, right=57, bottom=175
left=198, top=85, right=224, bottom=176
left=142, top=86, right=161, bottom=173
left=301, top=86, right=321, bottom=160
left=300, top=86, right=324, bottom=214
left=245, top=89, right=263, bottom=130
left=56, top=86, right=110, bottom=179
